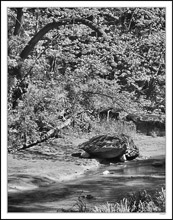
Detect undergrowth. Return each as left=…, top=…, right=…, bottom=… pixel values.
left=61, top=188, right=165, bottom=213
left=92, top=188, right=165, bottom=213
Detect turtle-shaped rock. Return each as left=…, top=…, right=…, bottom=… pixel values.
left=79, top=133, right=139, bottom=162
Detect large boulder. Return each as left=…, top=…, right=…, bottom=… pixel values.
left=79, top=133, right=139, bottom=160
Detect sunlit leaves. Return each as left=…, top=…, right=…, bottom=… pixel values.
left=7, top=7, right=165, bottom=149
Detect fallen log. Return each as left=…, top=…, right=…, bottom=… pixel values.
left=9, top=118, right=71, bottom=152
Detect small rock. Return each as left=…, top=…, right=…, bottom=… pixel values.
left=103, top=170, right=110, bottom=175
left=86, top=194, right=94, bottom=199
left=75, top=162, right=81, bottom=165
left=81, top=151, right=90, bottom=158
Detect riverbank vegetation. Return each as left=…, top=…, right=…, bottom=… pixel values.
left=8, top=7, right=165, bottom=153
left=63, top=188, right=165, bottom=212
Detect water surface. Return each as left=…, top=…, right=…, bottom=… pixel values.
left=8, top=155, right=165, bottom=212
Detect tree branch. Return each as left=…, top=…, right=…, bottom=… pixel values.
left=10, top=118, right=71, bottom=152
left=20, top=18, right=107, bottom=59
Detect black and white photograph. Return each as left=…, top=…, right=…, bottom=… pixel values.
left=1, top=1, right=172, bottom=219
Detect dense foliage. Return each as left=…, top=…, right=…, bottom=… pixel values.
left=7, top=7, right=165, bottom=150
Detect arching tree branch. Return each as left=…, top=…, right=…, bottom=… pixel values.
left=20, top=18, right=107, bottom=59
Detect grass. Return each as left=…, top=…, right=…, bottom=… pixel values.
left=90, top=120, right=136, bottom=136
left=67, top=118, right=165, bottom=141
left=92, top=188, right=165, bottom=213
left=65, top=188, right=166, bottom=213
left=66, top=117, right=165, bottom=139
left=65, top=120, right=137, bottom=141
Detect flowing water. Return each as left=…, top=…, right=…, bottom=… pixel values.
left=8, top=155, right=165, bottom=212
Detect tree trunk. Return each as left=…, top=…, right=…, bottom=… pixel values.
left=14, top=8, right=23, bottom=36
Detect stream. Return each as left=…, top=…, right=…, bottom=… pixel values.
left=8, top=155, right=165, bottom=212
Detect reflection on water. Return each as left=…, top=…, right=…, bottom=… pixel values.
left=8, top=156, right=165, bottom=212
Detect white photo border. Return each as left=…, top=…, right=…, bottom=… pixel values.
left=1, top=1, right=172, bottom=219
